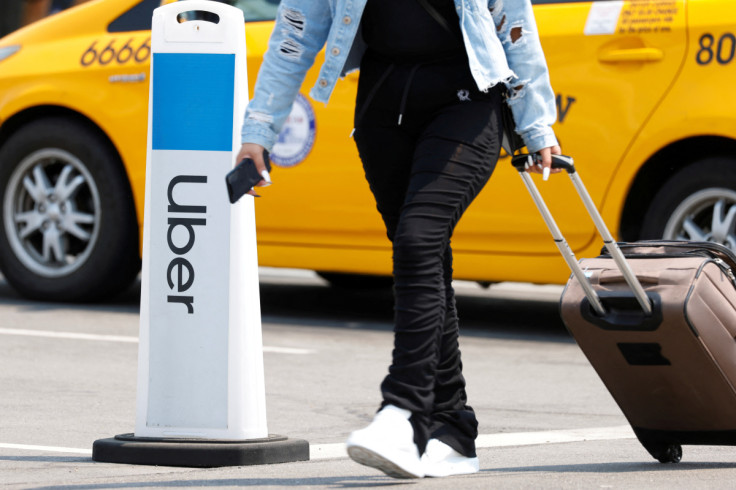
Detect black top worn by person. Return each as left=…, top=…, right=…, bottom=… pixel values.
left=361, top=0, right=464, bottom=59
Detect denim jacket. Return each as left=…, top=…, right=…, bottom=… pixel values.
left=242, top=0, right=558, bottom=153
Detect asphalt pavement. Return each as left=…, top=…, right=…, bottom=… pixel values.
left=3, top=269, right=736, bottom=489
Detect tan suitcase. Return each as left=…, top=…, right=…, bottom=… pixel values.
left=513, top=154, right=736, bottom=463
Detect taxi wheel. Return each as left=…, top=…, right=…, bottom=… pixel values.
left=640, top=157, right=736, bottom=251
left=0, top=117, right=140, bottom=301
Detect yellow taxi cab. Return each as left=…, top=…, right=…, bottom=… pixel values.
left=0, top=0, right=734, bottom=301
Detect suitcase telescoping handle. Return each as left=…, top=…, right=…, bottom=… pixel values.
left=512, top=154, right=652, bottom=317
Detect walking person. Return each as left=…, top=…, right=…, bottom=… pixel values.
left=238, top=0, right=561, bottom=479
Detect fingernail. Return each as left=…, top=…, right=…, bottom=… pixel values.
left=261, top=169, right=272, bottom=186
left=543, top=167, right=550, bottom=181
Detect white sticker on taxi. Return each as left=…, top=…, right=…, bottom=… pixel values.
left=585, top=1, right=624, bottom=36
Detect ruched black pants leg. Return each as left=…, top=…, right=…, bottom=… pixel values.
left=354, top=54, right=504, bottom=457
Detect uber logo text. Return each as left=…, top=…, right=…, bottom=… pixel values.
left=166, top=175, right=207, bottom=314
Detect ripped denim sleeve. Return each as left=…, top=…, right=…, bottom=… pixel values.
left=491, top=0, right=531, bottom=98
left=277, top=7, right=306, bottom=61
left=242, top=1, right=332, bottom=149
left=489, top=0, right=558, bottom=152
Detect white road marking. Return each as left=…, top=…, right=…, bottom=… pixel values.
left=263, top=346, right=312, bottom=355
left=0, top=327, right=138, bottom=343
left=0, top=443, right=92, bottom=455
left=0, top=426, right=636, bottom=458
left=474, top=425, right=636, bottom=448
left=0, top=328, right=312, bottom=354
left=311, top=443, right=349, bottom=460
left=313, top=425, right=636, bottom=460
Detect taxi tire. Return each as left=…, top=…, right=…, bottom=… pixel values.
left=640, top=156, right=736, bottom=246
left=0, top=117, right=140, bottom=302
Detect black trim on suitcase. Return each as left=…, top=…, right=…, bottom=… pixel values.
left=581, top=291, right=663, bottom=331
left=617, top=343, right=671, bottom=366
left=635, top=427, right=736, bottom=447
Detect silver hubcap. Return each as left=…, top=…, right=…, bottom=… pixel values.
left=663, top=188, right=736, bottom=251
left=3, top=149, right=100, bottom=277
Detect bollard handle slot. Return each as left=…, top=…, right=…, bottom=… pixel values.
left=176, top=11, right=221, bottom=25
left=157, top=0, right=238, bottom=17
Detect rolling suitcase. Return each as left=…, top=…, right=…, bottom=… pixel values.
left=513, top=153, right=736, bottom=464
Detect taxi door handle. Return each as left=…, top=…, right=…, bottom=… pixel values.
left=598, top=47, right=664, bottom=63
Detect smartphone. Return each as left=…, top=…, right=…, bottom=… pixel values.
left=225, top=151, right=271, bottom=203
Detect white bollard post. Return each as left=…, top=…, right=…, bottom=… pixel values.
left=93, top=1, right=308, bottom=467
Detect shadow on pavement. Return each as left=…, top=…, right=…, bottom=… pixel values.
left=31, top=476, right=416, bottom=489
left=0, top=272, right=569, bottom=341
left=257, top=281, right=569, bottom=341
left=23, top=460, right=736, bottom=489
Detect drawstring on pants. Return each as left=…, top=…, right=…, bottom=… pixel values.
left=397, top=63, right=423, bottom=126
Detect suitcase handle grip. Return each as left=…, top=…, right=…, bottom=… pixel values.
left=581, top=291, right=662, bottom=331
left=511, top=154, right=576, bottom=174
left=513, top=154, right=653, bottom=317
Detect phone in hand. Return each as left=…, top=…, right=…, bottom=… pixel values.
left=225, top=151, right=271, bottom=203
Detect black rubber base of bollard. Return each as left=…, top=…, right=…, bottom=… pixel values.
left=92, top=433, right=309, bottom=467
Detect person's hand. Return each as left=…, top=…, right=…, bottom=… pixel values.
left=527, top=145, right=562, bottom=180
left=235, top=142, right=271, bottom=195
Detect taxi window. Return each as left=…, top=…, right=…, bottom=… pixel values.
left=107, top=0, right=279, bottom=33
left=1, top=0, right=94, bottom=37
left=108, top=0, right=160, bottom=32
left=227, top=0, right=277, bottom=22
left=174, top=0, right=278, bottom=23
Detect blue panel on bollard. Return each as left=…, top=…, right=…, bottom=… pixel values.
left=152, top=53, right=235, bottom=152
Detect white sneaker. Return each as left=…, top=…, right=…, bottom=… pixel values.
left=421, top=438, right=479, bottom=477
left=346, top=405, right=424, bottom=479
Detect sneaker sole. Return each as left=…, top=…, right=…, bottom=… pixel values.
left=347, top=445, right=422, bottom=479
left=424, top=464, right=480, bottom=478
left=422, top=456, right=480, bottom=477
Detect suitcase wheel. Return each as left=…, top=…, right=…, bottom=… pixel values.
left=643, top=441, right=682, bottom=464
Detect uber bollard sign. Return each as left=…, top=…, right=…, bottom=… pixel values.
left=92, top=1, right=308, bottom=467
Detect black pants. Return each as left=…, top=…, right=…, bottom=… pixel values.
left=354, top=51, right=504, bottom=458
